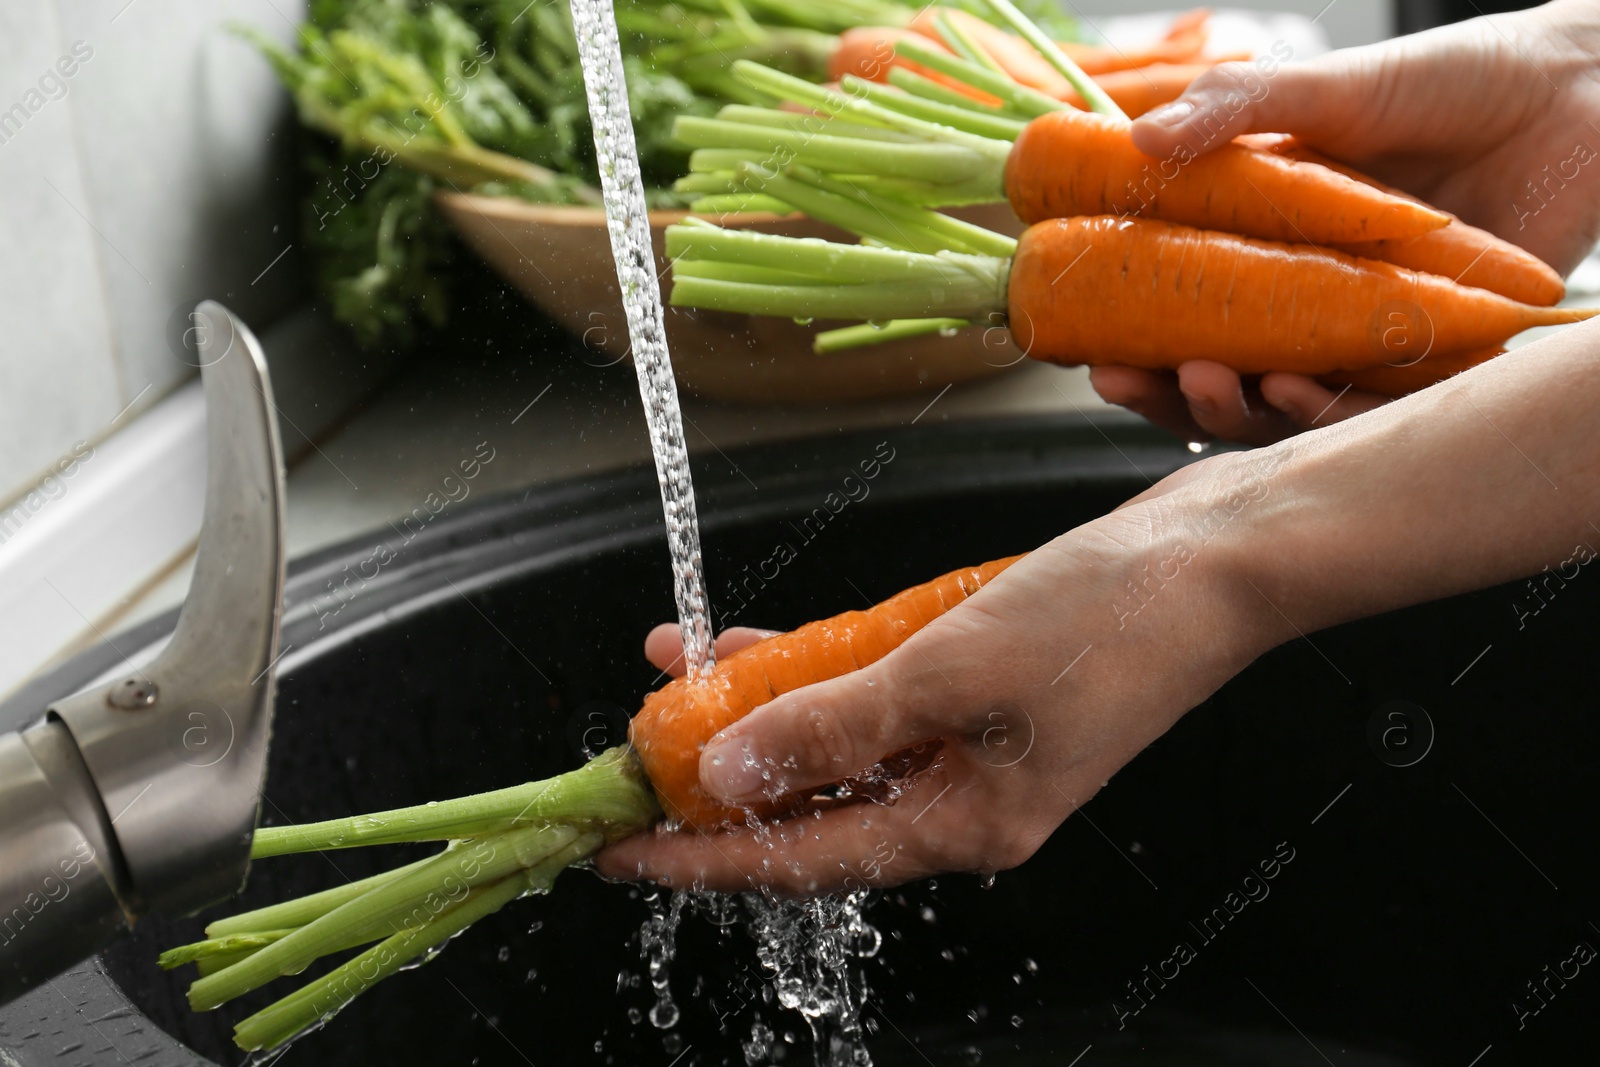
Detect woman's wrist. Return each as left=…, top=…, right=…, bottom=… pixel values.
left=1214, top=323, right=1600, bottom=647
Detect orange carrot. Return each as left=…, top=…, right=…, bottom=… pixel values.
left=830, top=19, right=1213, bottom=115
left=1063, top=62, right=1214, bottom=117
left=828, top=25, right=1003, bottom=105
left=1006, top=216, right=1593, bottom=375
left=1006, top=110, right=1452, bottom=244
left=631, top=555, right=1024, bottom=829
left=909, top=7, right=1074, bottom=97
left=1319, top=347, right=1504, bottom=398
left=1243, top=134, right=1566, bottom=306
left=1058, top=8, right=1212, bottom=74
left=906, top=7, right=1210, bottom=92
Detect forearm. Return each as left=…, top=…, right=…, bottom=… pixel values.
left=1231, top=321, right=1600, bottom=640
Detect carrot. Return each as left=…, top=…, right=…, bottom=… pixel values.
left=1058, top=7, right=1211, bottom=74
left=715, top=62, right=1449, bottom=244
left=909, top=7, right=1073, bottom=96
left=1006, top=109, right=1452, bottom=244
left=1063, top=61, right=1214, bottom=117
left=166, top=544, right=1029, bottom=1046
left=1319, top=347, right=1504, bottom=398
left=1243, top=134, right=1566, bottom=306
left=829, top=20, right=1211, bottom=116
left=905, top=7, right=1210, bottom=94
left=1007, top=217, right=1592, bottom=374
left=632, top=554, right=1024, bottom=829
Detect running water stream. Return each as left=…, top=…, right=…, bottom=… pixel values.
left=569, top=0, right=713, bottom=679
left=567, top=2, right=878, bottom=1062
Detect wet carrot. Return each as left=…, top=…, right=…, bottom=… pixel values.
left=1007, top=216, right=1593, bottom=374
left=1006, top=110, right=1452, bottom=244
left=631, top=555, right=1024, bottom=829
left=1243, top=134, right=1566, bottom=306
left=1319, top=347, right=1505, bottom=398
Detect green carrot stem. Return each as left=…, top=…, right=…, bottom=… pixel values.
left=733, top=165, right=969, bottom=254
left=670, top=257, right=1009, bottom=320
left=232, top=833, right=600, bottom=1052
left=206, top=856, right=438, bottom=937
left=838, top=77, right=1026, bottom=140
left=682, top=169, right=981, bottom=207
left=249, top=745, right=657, bottom=858
left=813, top=318, right=973, bottom=353
left=197, top=946, right=264, bottom=978
left=732, top=60, right=1008, bottom=153
left=714, top=105, right=923, bottom=142
left=673, top=261, right=841, bottom=285
left=689, top=148, right=771, bottom=173
left=673, top=116, right=1006, bottom=188
left=890, top=38, right=1063, bottom=118
left=159, top=930, right=295, bottom=970
left=934, top=11, right=1007, bottom=76
left=761, top=164, right=1018, bottom=256
left=666, top=221, right=989, bottom=283
left=689, top=193, right=797, bottom=214
left=887, top=66, right=1027, bottom=119
left=191, top=825, right=579, bottom=1011
left=976, top=0, right=1125, bottom=117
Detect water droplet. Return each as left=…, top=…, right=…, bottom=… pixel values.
left=1010, top=1014, right=1024, bottom=1029
left=979, top=873, right=996, bottom=889
left=496, top=946, right=510, bottom=963
left=792, top=316, right=814, bottom=325
left=1023, top=957, right=1038, bottom=974
left=963, top=1046, right=984, bottom=1065
left=938, top=326, right=960, bottom=338
left=868, top=319, right=889, bottom=330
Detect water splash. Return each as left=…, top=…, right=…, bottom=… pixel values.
left=569, top=0, right=714, bottom=678
left=569, top=4, right=883, bottom=1062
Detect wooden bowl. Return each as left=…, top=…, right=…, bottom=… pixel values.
left=435, top=192, right=1026, bottom=404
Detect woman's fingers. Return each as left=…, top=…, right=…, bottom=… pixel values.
left=597, top=758, right=1051, bottom=894
left=1089, top=366, right=1209, bottom=441
left=1174, top=362, right=1300, bottom=445
left=1260, top=373, right=1389, bottom=429
left=1130, top=54, right=1377, bottom=160
left=1093, top=362, right=1385, bottom=445
left=643, top=624, right=780, bottom=678
left=696, top=620, right=974, bottom=803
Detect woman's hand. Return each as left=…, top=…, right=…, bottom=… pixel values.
left=1095, top=0, right=1600, bottom=443
left=597, top=449, right=1286, bottom=894
left=599, top=320, right=1600, bottom=896
left=1089, top=363, right=1388, bottom=446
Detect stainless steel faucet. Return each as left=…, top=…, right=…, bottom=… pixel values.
left=0, top=302, right=287, bottom=1003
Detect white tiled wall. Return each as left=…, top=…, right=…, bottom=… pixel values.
left=0, top=0, right=305, bottom=509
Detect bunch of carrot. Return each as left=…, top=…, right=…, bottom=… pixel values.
left=158, top=557, right=1019, bottom=1050
left=831, top=6, right=1225, bottom=117
left=665, top=0, right=1585, bottom=394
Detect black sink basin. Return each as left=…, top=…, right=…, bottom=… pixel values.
left=2, top=416, right=1595, bottom=1066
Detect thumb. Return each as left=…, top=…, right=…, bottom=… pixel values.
left=697, top=622, right=979, bottom=804
left=1130, top=54, right=1368, bottom=159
